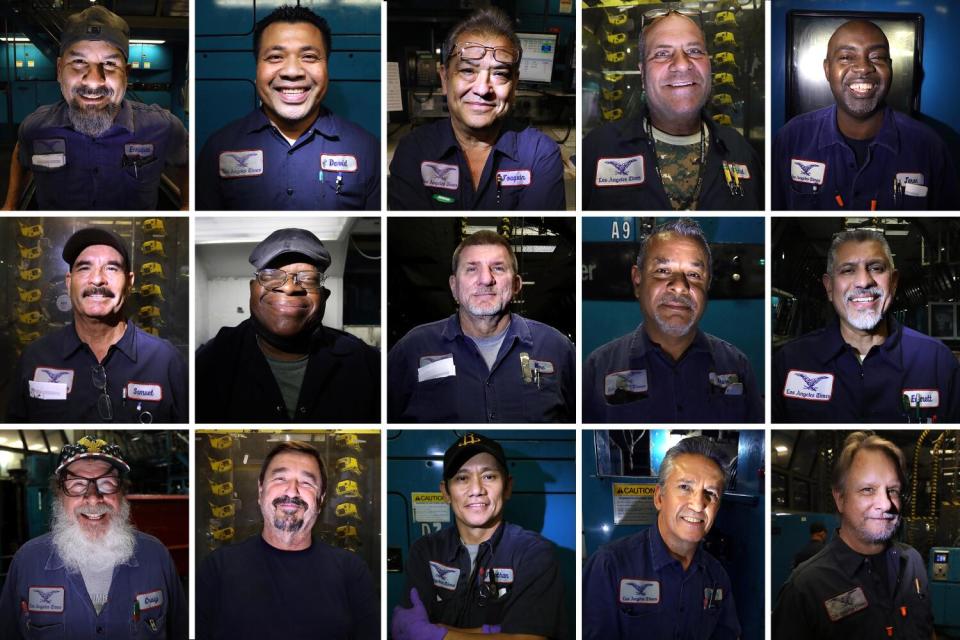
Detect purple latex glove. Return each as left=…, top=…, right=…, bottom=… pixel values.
left=391, top=587, right=447, bottom=640
left=482, top=624, right=502, bottom=634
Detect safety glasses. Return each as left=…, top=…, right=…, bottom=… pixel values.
left=255, top=269, right=326, bottom=292
left=450, top=42, right=521, bottom=65
left=640, top=6, right=703, bottom=32
left=91, top=364, right=112, bottom=421
left=61, top=472, right=120, bottom=496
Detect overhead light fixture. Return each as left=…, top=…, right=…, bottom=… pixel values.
left=0, top=37, right=30, bottom=42
left=195, top=217, right=349, bottom=243
left=775, top=445, right=788, bottom=453
left=131, top=39, right=166, bottom=44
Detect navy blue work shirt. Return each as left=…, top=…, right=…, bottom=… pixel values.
left=583, top=523, right=740, bottom=640
left=0, top=530, right=187, bottom=639
left=387, top=313, right=574, bottom=423
left=773, top=105, right=959, bottom=210
left=583, top=325, right=763, bottom=424
left=7, top=321, right=188, bottom=423
left=402, top=522, right=567, bottom=639
left=582, top=110, right=763, bottom=211
left=18, top=99, right=187, bottom=210
left=773, top=318, right=960, bottom=423
left=197, top=107, right=379, bottom=210
left=388, top=118, right=565, bottom=210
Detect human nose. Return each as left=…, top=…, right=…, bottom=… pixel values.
left=467, top=475, right=486, bottom=496
left=688, top=489, right=707, bottom=512
left=854, top=265, right=877, bottom=288
left=667, top=271, right=691, bottom=293
left=471, top=68, right=495, bottom=96
left=874, top=488, right=893, bottom=512
left=477, top=266, right=496, bottom=285
left=86, top=63, right=107, bottom=84
left=669, top=49, right=694, bottom=71
left=280, top=55, right=305, bottom=79
left=852, top=54, right=875, bottom=74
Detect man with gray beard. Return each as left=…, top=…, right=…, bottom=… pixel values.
left=584, top=218, right=762, bottom=423
left=773, top=432, right=934, bottom=639
left=387, top=230, right=574, bottom=422
left=0, top=436, right=187, bottom=639
left=773, top=228, right=960, bottom=422
left=1, top=5, right=188, bottom=211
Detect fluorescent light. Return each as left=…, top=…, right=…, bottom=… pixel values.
left=0, top=37, right=30, bottom=42
left=195, top=217, right=349, bottom=243
left=775, top=445, right=788, bottom=453
left=131, top=39, right=166, bottom=45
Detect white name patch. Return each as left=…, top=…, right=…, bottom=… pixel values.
left=619, top=579, right=659, bottom=604
left=320, top=154, right=358, bottom=172
left=421, top=162, right=459, bottom=190
left=727, top=163, right=751, bottom=179
left=824, top=586, right=868, bottom=622
left=124, top=143, right=154, bottom=157
left=903, top=389, right=940, bottom=408
left=32, top=153, right=66, bottom=169
left=136, top=589, right=164, bottom=611
left=497, top=170, right=531, bottom=187
left=28, top=586, right=65, bottom=612
left=790, top=158, right=826, bottom=185
left=418, top=357, right=456, bottom=382
left=127, top=382, right=163, bottom=402
left=595, top=155, right=645, bottom=187
left=492, top=567, right=515, bottom=583
left=33, top=367, right=74, bottom=392
left=896, top=172, right=925, bottom=186
left=219, top=150, right=264, bottom=178
left=783, top=370, right=834, bottom=402
left=28, top=381, right=67, bottom=400
left=429, top=561, right=460, bottom=591
left=605, top=369, right=648, bottom=396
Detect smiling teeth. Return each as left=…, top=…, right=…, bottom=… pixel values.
left=850, top=83, right=874, bottom=92
left=851, top=296, right=876, bottom=303
left=280, top=88, right=306, bottom=94
left=681, top=516, right=703, bottom=523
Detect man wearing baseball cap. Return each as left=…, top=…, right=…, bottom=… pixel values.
left=196, top=227, right=379, bottom=422
left=0, top=436, right=187, bottom=638
left=392, top=432, right=567, bottom=640
left=7, top=226, right=187, bottom=423
left=1, top=5, right=189, bottom=211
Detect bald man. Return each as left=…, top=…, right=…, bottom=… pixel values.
left=773, top=19, right=958, bottom=210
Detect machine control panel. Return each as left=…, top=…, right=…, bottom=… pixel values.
left=932, top=549, right=950, bottom=581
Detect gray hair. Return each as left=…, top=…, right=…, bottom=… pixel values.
left=657, top=435, right=729, bottom=493
left=826, top=229, right=895, bottom=275
left=442, top=7, right=521, bottom=67
left=638, top=11, right=706, bottom=69
left=636, top=218, right=713, bottom=286
left=831, top=431, right=907, bottom=495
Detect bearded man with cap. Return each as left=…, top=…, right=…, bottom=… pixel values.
left=196, top=227, right=380, bottom=423
left=0, top=436, right=187, bottom=639
left=1, top=5, right=189, bottom=211
left=6, top=227, right=188, bottom=423
left=391, top=432, right=567, bottom=640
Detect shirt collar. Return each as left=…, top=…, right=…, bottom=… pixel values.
left=629, top=324, right=712, bottom=361
left=828, top=533, right=899, bottom=580
left=246, top=107, right=340, bottom=140
left=440, top=313, right=533, bottom=347
left=433, top=118, right=525, bottom=162
left=61, top=320, right=138, bottom=362
left=438, top=519, right=507, bottom=563
left=818, top=104, right=899, bottom=154
left=818, top=317, right=903, bottom=366
left=648, top=520, right=704, bottom=572
left=619, top=105, right=728, bottom=154
left=49, top=99, right=135, bottom=134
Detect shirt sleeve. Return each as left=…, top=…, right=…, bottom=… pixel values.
left=771, top=579, right=814, bottom=640
left=16, top=122, right=30, bottom=168
left=362, top=133, right=381, bottom=211
left=388, top=136, right=433, bottom=210
left=195, top=552, right=220, bottom=640
left=581, top=128, right=601, bottom=211
left=0, top=549, right=22, bottom=637
left=400, top=538, right=435, bottom=611
left=582, top=350, right=601, bottom=423
left=741, top=350, right=763, bottom=423
left=930, top=137, right=960, bottom=210
left=498, top=541, right=566, bottom=639
left=168, top=346, right=188, bottom=424
left=347, top=555, right=380, bottom=640
left=771, top=347, right=787, bottom=422
left=162, top=547, right=188, bottom=640
left=196, top=137, right=223, bottom=210
left=164, top=114, right=189, bottom=168
left=386, top=341, right=414, bottom=423
left=771, top=130, right=788, bottom=210
left=518, top=136, right=565, bottom=211
left=561, top=338, right=575, bottom=423
left=582, top=548, right=620, bottom=640
left=6, top=353, right=29, bottom=423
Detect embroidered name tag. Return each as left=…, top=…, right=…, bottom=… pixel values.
left=605, top=369, right=648, bottom=396
left=421, top=162, right=459, bottom=190
left=28, top=586, right=65, bottom=612
left=32, top=153, right=66, bottom=169
left=429, top=561, right=460, bottom=590
left=127, top=382, right=163, bottom=402
left=492, top=567, right=515, bottom=583
left=33, top=367, right=74, bottom=393
left=320, top=154, right=358, bottom=172
left=595, top=155, right=645, bottom=187
left=28, top=381, right=67, bottom=400
left=903, top=389, right=940, bottom=408
left=496, top=169, right=531, bottom=186
left=136, top=589, right=164, bottom=611
left=125, top=143, right=154, bottom=157
left=619, top=579, right=659, bottom=604
left=219, top=150, right=264, bottom=178
left=783, top=370, right=834, bottom=402
left=896, top=172, right=925, bottom=186
left=824, top=586, right=868, bottom=622
left=727, top=163, right=750, bottom=179
left=790, top=158, right=826, bottom=185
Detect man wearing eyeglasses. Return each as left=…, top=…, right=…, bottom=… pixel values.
left=391, top=432, right=567, bottom=640
left=582, top=9, right=762, bottom=211
left=6, top=227, right=188, bottom=423
left=198, top=5, right=379, bottom=210
left=388, top=7, right=565, bottom=210
left=196, top=227, right=379, bottom=423
left=0, top=436, right=187, bottom=639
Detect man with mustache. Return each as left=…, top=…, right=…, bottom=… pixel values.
left=773, top=19, right=958, bottom=210
left=387, top=230, right=574, bottom=422
left=773, top=228, right=960, bottom=423
left=583, top=435, right=740, bottom=639
left=198, top=5, right=379, bottom=210
left=0, top=436, right=187, bottom=638
left=197, top=441, right=378, bottom=639
left=388, top=7, right=565, bottom=210
left=582, top=9, right=762, bottom=211
left=6, top=227, right=187, bottom=423
left=196, top=228, right=379, bottom=423
left=584, top=218, right=762, bottom=423
left=773, top=432, right=933, bottom=639
left=2, top=6, right=189, bottom=211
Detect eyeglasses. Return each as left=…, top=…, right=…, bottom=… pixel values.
left=641, top=7, right=703, bottom=32
left=255, top=269, right=326, bottom=292
left=61, top=472, right=120, bottom=497
left=91, top=365, right=112, bottom=421
left=450, top=42, right=522, bottom=65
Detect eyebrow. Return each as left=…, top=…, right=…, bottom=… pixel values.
left=66, top=49, right=123, bottom=61
left=269, top=466, right=318, bottom=483
left=652, top=256, right=705, bottom=268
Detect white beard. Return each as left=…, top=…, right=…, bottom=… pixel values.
left=51, top=496, right=136, bottom=574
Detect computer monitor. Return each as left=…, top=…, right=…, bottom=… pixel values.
left=516, top=32, right=557, bottom=84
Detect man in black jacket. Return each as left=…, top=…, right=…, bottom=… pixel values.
left=196, top=228, right=379, bottom=423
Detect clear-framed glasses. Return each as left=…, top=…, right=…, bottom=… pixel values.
left=91, top=365, right=113, bottom=421
left=61, top=472, right=120, bottom=497
left=641, top=6, right=703, bottom=31
left=451, top=42, right=522, bottom=65
left=255, top=269, right=326, bottom=292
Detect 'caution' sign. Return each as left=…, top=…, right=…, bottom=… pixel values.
left=612, top=482, right=657, bottom=525
left=412, top=492, right=450, bottom=523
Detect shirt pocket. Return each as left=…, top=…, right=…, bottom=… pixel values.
left=617, top=602, right=663, bottom=634
left=21, top=613, right=64, bottom=639
left=319, top=170, right=368, bottom=210
left=407, top=376, right=458, bottom=422
left=788, top=182, right=824, bottom=210
left=25, top=395, right=72, bottom=422
left=706, top=393, right=749, bottom=423
left=120, top=155, right=165, bottom=200
left=131, top=613, right=167, bottom=637
left=521, top=373, right=567, bottom=422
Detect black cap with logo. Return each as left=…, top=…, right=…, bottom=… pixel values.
left=443, top=432, right=509, bottom=482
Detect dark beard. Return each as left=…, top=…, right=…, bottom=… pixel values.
left=67, top=100, right=121, bottom=137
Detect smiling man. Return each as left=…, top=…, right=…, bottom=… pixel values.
left=1, top=6, right=188, bottom=211
left=197, top=441, right=378, bottom=639
left=773, top=228, right=960, bottom=423
left=196, top=228, right=379, bottom=423
left=584, top=218, right=761, bottom=423
left=583, top=435, right=740, bottom=639
left=198, top=5, right=379, bottom=210
left=6, top=227, right=187, bottom=423
left=773, top=432, right=934, bottom=639
left=583, top=9, right=762, bottom=211
left=773, top=19, right=958, bottom=210
left=388, top=8, right=565, bottom=210
left=392, top=432, right=566, bottom=640
left=387, top=230, right=574, bottom=423
left=0, top=437, right=187, bottom=639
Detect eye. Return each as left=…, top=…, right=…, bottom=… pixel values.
left=869, top=264, right=885, bottom=273
left=888, top=488, right=901, bottom=498
left=265, top=54, right=283, bottom=62
left=688, top=271, right=703, bottom=280
left=686, top=47, right=705, bottom=57
left=492, top=266, right=506, bottom=273
left=860, top=487, right=875, bottom=495
left=706, top=490, right=719, bottom=502
left=459, top=67, right=476, bottom=77
left=652, top=50, right=670, bottom=59
left=678, top=482, right=691, bottom=492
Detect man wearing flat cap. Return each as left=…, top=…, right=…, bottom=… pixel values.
left=6, top=227, right=188, bottom=423
left=196, top=228, right=380, bottom=423
left=0, top=436, right=188, bottom=639
left=1, top=5, right=189, bottom=211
